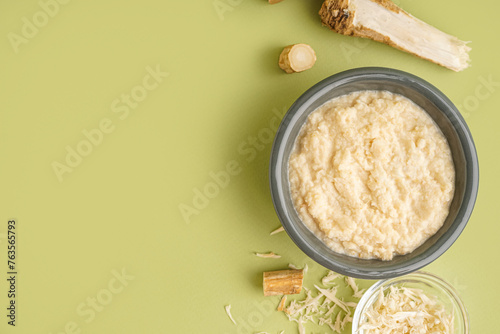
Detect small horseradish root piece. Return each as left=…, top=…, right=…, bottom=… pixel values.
left=263, top=269, right=304, bottom=296
left=319, top=0, right=470, bottom=71
left=279, top=44, right=317, bottom=73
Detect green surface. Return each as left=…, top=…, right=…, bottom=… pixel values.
left=0, top=0, right=498, bottom=333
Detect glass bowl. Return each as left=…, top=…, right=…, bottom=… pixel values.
left=269, top=67, right=479, bottom=279
left=352, top=271, right=469, bottom=333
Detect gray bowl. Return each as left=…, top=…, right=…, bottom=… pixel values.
left=269, top=67, right=479, bottom=279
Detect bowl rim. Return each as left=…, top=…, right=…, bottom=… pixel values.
left=269, top=67, right=479, bottom=279
left=351, top=270, right=469, bottom=333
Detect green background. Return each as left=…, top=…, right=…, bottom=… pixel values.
left=0, top=0, right=498, bottom=333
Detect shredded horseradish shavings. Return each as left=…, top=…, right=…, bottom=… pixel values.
left=224, top=305, right=237, bottom=325
left=270, top=226, right=285, bottom=235
left=322, top=270, right=340, bottom=285
left=281, top=271, right=362, bottom=334
left=255, top=252, right=281, bottom=259
left=288, top=263, right=308, bottom=274
left=360, top=286, right=454, bottom=334
left=346, top=276, right=366, bottom=299
left=277, top=295, right=287, bottom=311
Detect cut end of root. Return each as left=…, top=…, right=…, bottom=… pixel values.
left=279, top=44, right=317, bottom=73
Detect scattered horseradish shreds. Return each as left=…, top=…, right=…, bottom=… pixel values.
left=346, top=276, right=366, bottom=299
left=270, top=226, right=285, bottom=235
left=360, top=286, right=454, bottom=334
left=224, top=305, right=237, bottom=325
left=288, top=263, right=309, bottom=274
left=277, top=295, right=287, bottom=311
left=282, top=271, right=363, bottom=334
left=255, top=252, right=281, bottom=259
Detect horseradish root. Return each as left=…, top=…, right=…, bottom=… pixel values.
left=263, top=269, right=304, bottom=296
left=319, top=0, right=470, bottom=71
left=279, top=44, right=317, bottom=73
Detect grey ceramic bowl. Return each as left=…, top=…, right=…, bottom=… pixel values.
left=269, top=67, right=479, bottom=279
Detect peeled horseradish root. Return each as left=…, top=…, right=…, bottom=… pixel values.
left=279, top=44, right=317, bottom=74
left=319, top=0, right=471, bottom=71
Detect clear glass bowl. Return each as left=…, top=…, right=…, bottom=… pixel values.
left=352, top=271, right=469, bottom=333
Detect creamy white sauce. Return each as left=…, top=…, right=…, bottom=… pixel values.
left=288, top=91, right=455, bottom=260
